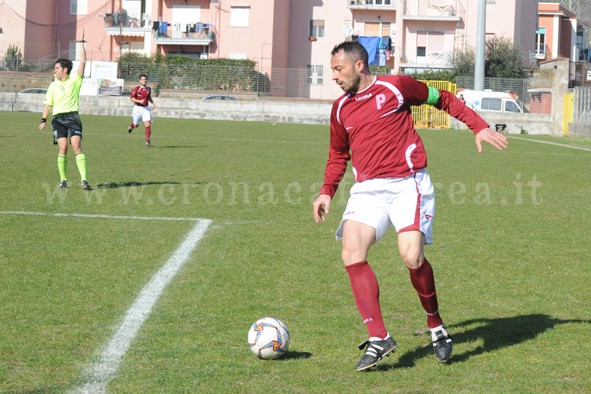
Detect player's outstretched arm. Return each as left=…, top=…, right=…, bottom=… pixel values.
left=313, top=194, right=332, bottom=224
left=475, top=127, right=508, bottom=152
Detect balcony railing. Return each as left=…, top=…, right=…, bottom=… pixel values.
left=103, top=12, right=215, bottom=46
left=348, top=0, right=396, bottom=9
left=153, top=23, right=215, bottom=46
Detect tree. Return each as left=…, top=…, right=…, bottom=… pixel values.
left=5, top=44, right=23, bottom=71
left=485, top=37, right=528, bottom=78
left=451, top=46, right=476, bottom=76
left=451, top=37, right=528, bottom=79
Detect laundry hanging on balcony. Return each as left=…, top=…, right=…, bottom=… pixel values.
left=358, top=36, right=382, bottom=66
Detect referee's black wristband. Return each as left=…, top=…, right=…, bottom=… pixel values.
left=41, top=118, right=47, bottom=123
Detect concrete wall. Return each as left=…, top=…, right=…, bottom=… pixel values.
left=451, top=112, right=555, bottom=135
left=0, top=92, right=334, bottom=125
left=0, top=91, right=558, bottom=134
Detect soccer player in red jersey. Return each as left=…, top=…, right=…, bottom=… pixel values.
left=128, top=74, right=156, bottom=147
left=312, top=41, right=508, bottom=371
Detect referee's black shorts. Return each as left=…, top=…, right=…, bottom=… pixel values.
left=52, top=111, right=83, bottom=139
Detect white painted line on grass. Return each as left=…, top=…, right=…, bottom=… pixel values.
left=510, top=136, right=591, bottom=152
left=0, top=210, right=202, bottom=222
left=74, top=218, right=211, bottom=393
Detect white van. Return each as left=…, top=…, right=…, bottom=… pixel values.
left=458, top=89, right=527, bottom=113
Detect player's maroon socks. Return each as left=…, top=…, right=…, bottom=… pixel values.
left=145, top=125, right=151, bottom=142
left=346, top=260, right=388, bottom=339
left=408, top=258, right=443, bottom=329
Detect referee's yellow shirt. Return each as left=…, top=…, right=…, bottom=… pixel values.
left=44, top=72, right=83, bottom=115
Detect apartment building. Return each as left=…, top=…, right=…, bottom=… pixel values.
left=0, top=0, right=588, bottom=99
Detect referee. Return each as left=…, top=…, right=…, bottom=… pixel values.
left=39, top=34, right=90, bottom=190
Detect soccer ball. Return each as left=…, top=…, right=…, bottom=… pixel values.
left=247, top=317, right=290, bottom=359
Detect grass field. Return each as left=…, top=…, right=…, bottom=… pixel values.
left=1, top=111, right=590, bottom=393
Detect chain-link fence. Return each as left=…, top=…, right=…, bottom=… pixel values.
left=2, top=58, right=556, bottom=102
left=119, top=63, right=320, bottom=98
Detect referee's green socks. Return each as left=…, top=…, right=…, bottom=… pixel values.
left=76, top=153, right=87, bottom=181
left=57, top=154, right=67, bottom=182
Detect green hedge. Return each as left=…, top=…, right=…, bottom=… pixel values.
left=118, top=53, right=269, bottom=93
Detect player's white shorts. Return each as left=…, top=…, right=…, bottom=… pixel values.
left=132, top=105, right=152, bottom=125
left=336, top=169, right=435, bottom=243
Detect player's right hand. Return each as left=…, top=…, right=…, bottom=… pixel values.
left=313, top=194, right=332, bottom=224
left=39, top=122, right=46, bottom=131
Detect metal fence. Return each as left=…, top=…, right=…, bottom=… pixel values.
left=456, top=76, right=532, bottom=104
left=2, top=58, right=556, bottom=105
left=572, top=85, right=591, bottom=124
left=412, top=80, right=457, bottom=128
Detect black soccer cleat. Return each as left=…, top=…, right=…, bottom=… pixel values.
left=59, top=180, right=68, bottom=189
left=128, top=126, right=134, bottom=133
left=81, top=180, right=91, bottom=191
left=431, top=326, right=453, bottom=363
left=355, top=336, right=397, bottom=371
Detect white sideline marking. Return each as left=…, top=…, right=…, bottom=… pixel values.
left=74, top=218, right=211, bottom=393
left=0, top=210, right=201, bottom=222
left=511, top=136, right=591, bottom=152
left=2, top=211, right=212, bottom=391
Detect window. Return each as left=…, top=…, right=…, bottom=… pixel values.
left=309, top=20, right=325, bottom=38
left=364, top=21, right=390, bottom=37
left=306, top=65, right=324, bottom=85
left=505, top=101, right=520, bottom=113
left=70, top=0, right=88, bottom=15
left=69, top=41, right=80, bottom=61
left=481, top=98, right=501, bottom=111
left=417, top=31, right=444, bottom=58
left=230, top=6, right=250, bottom=27
left=535, top=27, right=546, bottom=56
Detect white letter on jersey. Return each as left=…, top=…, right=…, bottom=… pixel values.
left=376, top=94, right=386, bottom=110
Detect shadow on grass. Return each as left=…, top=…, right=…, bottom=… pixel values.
left=96, top=181, right=183, bottom=189
left=156, top=145, right=206, bottom=149
left=279, top=350, right=313, bottom=361
left=382, top=314, right=591, bottom=370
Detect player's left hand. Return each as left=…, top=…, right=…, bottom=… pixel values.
left=475, top=127, right=508, bottom=152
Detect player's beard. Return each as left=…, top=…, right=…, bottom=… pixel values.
left=345, top=74, right=362, bottom=95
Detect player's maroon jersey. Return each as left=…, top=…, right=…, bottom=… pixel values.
left=130, top=85, right=152, bottom=106
left=320, top=75, right=490, bottom=198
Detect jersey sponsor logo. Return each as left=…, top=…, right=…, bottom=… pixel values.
left=355, top=92, right=373, bottom=101
left=425, top=214, right=433, bottom=220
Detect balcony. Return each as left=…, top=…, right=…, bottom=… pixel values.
left=348, top=0, right=396, bottom=10
left=153, top=23, right=215, bottom=46
left=401, top=2, right=462, bottom=22
left=104, top=11, right=150, bottom=37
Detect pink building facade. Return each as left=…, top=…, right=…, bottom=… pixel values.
left=0, top=0, right=588, bottom=99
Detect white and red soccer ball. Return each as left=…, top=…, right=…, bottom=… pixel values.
left=247, top=317, right=290, bottom=359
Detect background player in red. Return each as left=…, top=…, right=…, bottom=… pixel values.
left=312, top=41, right=508, bottom=371
left=128, top=74, right=156, bottom=147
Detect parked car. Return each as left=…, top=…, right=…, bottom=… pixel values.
left=19, top=88, right=47, bottom=94
left=202, top=94, right=237, bottom=101
left=458, top=89, right=527, bottom=113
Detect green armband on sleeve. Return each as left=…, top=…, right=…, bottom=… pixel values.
left=426, top=86, right=440, bottom=105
